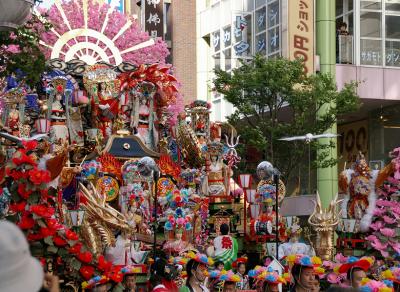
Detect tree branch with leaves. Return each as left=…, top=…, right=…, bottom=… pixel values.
left=213, top=55, right=360, bottom=184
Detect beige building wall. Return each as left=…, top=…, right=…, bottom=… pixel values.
left=170, top=0, right=197, bottom=104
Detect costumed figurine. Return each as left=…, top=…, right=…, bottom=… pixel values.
left=202, top=141, right=229, bottom=196
left=338, top=152, right=379, bottom=232
left=131, top=82, right=158, bottom=150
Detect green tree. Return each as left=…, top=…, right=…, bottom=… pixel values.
left=212, top=54, right=360, bottom=183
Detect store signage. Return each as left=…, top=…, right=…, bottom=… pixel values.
left=144, top=0, right=164, bottom=39
left=288, top=0, right=314, bottom=74
left=338, top=120, right=368, bottom=172
left=233, top=14, right=251, bottom=57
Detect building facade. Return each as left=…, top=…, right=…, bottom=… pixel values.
left=196, top=0, right=400, bottom=195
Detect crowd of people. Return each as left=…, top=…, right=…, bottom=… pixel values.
left=2, top=219, right=399, bottom=292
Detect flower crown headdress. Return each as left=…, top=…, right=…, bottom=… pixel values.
left=82, top=275, right=109, bottom=290
left=359, top=278, right=394, bottom=292
left=209, top=270, right=241, bottom=283
left=286, top=254, right=322, bottom=268
left=186, top=251, right=214, bottom=266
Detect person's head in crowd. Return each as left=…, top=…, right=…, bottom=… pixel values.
left=237, top=262, right=246, bottom=276
left=262, top=282, right=279, bottom=292
left=123, top=274, right=136, bottom=291
left=186, top=258, right=207, bottom=285
left=262, top=255, right=274, bottom=267
left=151, top=257, right=168, bottom=287
left=0, top=220, right=48, bottom=292
left=91, top=283, right=108, bottom=292
left=220, top=223, right=229, bottom=236
left=215, top=260, right=225, bottom=271
left=347, top=266, right=367, bottom=288
left=223, top=281, right=237, bottom=292
left=291, top=263, right=316, bottom=292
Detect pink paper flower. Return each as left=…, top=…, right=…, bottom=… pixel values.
left=6, top=44, right=21, bottom=54
left=380, top=228, right=395, bottom=237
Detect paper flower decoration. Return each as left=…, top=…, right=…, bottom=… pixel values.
left=286, top=254, right=322, bottom=268
left=186, top=251, right=214, bottom=266
left=82, top=275, right=109, bottom=289
left=338, top=256, right=374, bottom=274
left=381, top=267, right=400, bottom=284
left=359, top=278, right=393, bottom=292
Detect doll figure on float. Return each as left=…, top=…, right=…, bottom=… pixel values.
left=49, top=92, right=69, bottom=152
left=97, top=82, right=119, bottom=139
left=131, top=82, right=158, bottom=150
left=278, top=220, right=315, bottom=260
left=202, top=141, right=229, bottom=196
left=338, top=152, right=379, bottom=232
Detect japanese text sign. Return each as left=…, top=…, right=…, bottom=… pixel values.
left=288, top=0, right=314, bottom=74
left=144, top=0, right=164, bottom=39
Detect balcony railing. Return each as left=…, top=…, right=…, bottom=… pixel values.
left=337, top=35, right=354, bottom=64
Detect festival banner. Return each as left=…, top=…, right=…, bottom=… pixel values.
left=144, top=0, right=164, bottom=39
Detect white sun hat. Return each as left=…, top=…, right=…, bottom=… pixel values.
left=0, top=220, right=44, bottom=292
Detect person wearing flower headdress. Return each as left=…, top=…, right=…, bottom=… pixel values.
left=286, top=254, right=322, bottom=292
left=278, top=220, right=314, bottom=260
left=232, top=257, right=249, bottom=290
left=179, top=252, right=213, bottom=292
left=338, top=256, right=373, bottom=289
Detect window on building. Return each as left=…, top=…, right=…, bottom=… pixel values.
left=267, top=0, right=280, bottom=56
left=336, top=0, right=354, bottom=64
left=357, top=0, right=400, bottom=66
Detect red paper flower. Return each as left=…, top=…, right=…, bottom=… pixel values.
left=12, top=152, right=36, bottom=166
left=68, top=243, right=83, bottom=255
left=78, top=251, right=93, bottom=264
left=18, top=214, right=35, bottom=229
left=65, top=229, right=79, bottom=241
left=80, top=265, right=95, bottom=280
left=98, top=255, right=112, bottom=272
left=46, top=218, right=63, bottom=231
left=27, top=232, right=44, bottom=241
left=31, top=204, right=55, bottom=218
left=6, top=168, right=29, bottom=180
left=9, top=201, right=26, bottom=212
left=40, top=227, right=56, bottom=238
left=17, top=183, right=33, bottom=199
left=21, top=140, right=38, bottom=151
left=53, top=236, right=67, bottom=247
left=107, top=267, right=123, bottom=283
left=28, top=168, right=51, bottom=185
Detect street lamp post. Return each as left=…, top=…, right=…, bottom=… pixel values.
left=239, top=174, right=252, bottom=238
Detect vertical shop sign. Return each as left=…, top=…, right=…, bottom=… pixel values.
left=233, top=14, right=251, bottom=57
left=288, top=0, right=314, bottom=74
left=144, top=0, right=164, bottom=39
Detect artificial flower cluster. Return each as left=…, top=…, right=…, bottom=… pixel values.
left=381, top=267, right=400, bottom=284
left=5, top=142, right=118, bottom=282
left=367, top=148, right=400, bottom=258
left=209, top=269, right=241, bottom=283
left=81, top=160, right=101, bottom=180
left=164, top=207, right=192, bottom=231
left=186, top=251, right=214, bottom=266
left=286, top=254, right=322, bottom=268
left=82, top=275, right=109, bottom=289
left=359, top=278, right=393, bottom=292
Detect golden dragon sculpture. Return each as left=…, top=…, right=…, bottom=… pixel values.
left=308, top=192, right=343, bottom=260
left=75, top=182, right=132, bottom=255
